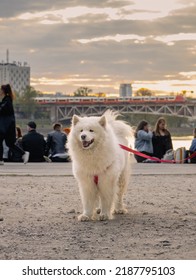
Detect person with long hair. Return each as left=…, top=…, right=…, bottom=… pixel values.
left=152, top=117, right=173, bottom=159
left=0, top=84, right=29, bottom=165
left=134, top=120, right=153, bottom=162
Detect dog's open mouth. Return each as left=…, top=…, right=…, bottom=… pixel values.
left=82, top=139, right=94, bottom=148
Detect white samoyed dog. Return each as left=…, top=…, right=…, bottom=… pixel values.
left=67, top=110, right=132, bottom=221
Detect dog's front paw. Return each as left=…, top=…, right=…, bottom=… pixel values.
left=78, top=214, right=90, bottom=222
left=113, top=208, right=128, bottom=214
left=99, top=214, right=110, bottom=221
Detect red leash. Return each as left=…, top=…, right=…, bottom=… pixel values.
left=93, top=145, right=196, bottom=185
left=119, top=144, right=196, bottom=164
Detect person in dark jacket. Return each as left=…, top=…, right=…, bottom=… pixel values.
left=22, top=121, right=46, bottom=162
left=45, top=123, right=69, bottom=162
left=152, top=117, right=173, bottom=159
left=8, top=126, right=24, bottom=162
left=0, top=84, right=29, bottom=165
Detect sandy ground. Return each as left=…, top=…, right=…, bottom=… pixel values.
left=0, top=163, right=195, bottom=260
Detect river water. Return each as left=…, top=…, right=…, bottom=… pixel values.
left=130, top=138, right=193, bottom=151
left=172, top=139, right=192, bottom=150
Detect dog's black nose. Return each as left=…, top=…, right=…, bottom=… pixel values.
left=81, top=134, right=86, bottom=140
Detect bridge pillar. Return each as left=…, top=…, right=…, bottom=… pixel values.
left=50, top=106, right=57, bottom=123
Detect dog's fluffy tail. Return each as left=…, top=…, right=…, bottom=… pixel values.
left=103, top=109, right=119, bottom=121
left=104, top=110, right=133, bottom=143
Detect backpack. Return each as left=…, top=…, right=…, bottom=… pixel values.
left=174, top=147, right=186, bottom=163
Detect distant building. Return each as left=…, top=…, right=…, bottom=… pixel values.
left=119, top=83, right=132, bottom=97
left=0, top=50, right=30, bottom=95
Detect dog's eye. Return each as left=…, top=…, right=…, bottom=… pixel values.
left=89, top=129, right=94, bottom=132
left=80, top=129, right=83, bottom=132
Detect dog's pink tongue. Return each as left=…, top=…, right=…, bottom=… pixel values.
left=83, top=141, right=89, bottom=147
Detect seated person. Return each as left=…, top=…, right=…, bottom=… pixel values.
left=152, top=117, right=173, bottom=159
left=22, top=121, right=46, bottom=162
left=8, top=126, right=24, bottom=162
left=188, top=128, right=196, bottom=163
left=190, top=128, right=196, bottom=152
left=134, top=120, right=153, bottom=162
left=45, top=123, right=70, bottom=162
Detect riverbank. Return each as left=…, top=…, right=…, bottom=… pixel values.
left=0, top=162, right=195, bottom=260
left=15, top=116, right=195, bottom=138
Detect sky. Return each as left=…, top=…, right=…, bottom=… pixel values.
left=0, top=0, right=196, bottom=96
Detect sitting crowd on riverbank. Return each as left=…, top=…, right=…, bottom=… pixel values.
left=2, top=121, right=70, bottom=164
left=1, top=83, right=195, bottom=165
left=2, top=117, right=196, bottom=164
left=0, top=84, right=195, bottom=164
left=134, top=118, right=196, bottom=163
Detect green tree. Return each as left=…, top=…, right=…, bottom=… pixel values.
left=135, top=88, right=153, bottom=96
left=73, top=87, right=92, bottom=97
left=15, top=86, right=39, bottom=119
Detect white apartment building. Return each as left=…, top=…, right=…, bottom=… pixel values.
left=0, top=62, right=30, bottom=94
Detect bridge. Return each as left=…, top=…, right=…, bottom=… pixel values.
left=47, top=100, right=196, bottom=122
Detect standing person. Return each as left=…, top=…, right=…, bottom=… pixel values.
left=22, top=121, right=46, bottom=162
left=3, top=141, right=9, bottom=161
left=0, top=84, right=29, bottom=165
left=45, top=123, right=69, bottom=162
left=152, top=117, right=173, bottom=159
left=134, top=120, right=153, bottom=162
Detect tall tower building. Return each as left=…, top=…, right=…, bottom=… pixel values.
left=0, top=50, right=30, bottom=95
left=119, top=83, right=132, bottom=97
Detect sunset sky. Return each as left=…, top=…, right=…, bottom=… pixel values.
left=0, top=0, right=196, bottom=96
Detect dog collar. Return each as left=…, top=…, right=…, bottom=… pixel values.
left=94, top=175, right=98, bottom=185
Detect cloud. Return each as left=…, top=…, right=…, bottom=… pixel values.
left=179, top=71, right=196, bottom=79
left=0, top=0, right=132, bottom=18
left=0, top=0, right=195, bottom=95
left=154, top=33, right=196, bottom=45
left=77, top=34, right=146, bottom=43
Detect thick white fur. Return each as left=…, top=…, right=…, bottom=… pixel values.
left=67, top=110, right=132, bottom=221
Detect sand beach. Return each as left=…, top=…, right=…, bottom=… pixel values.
left=0, top=162, right=195, bottom=260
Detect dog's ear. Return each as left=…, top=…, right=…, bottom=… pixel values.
left=72, top=115, right=80, bottom=126
left=99, top=115, right=106, bottom=128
